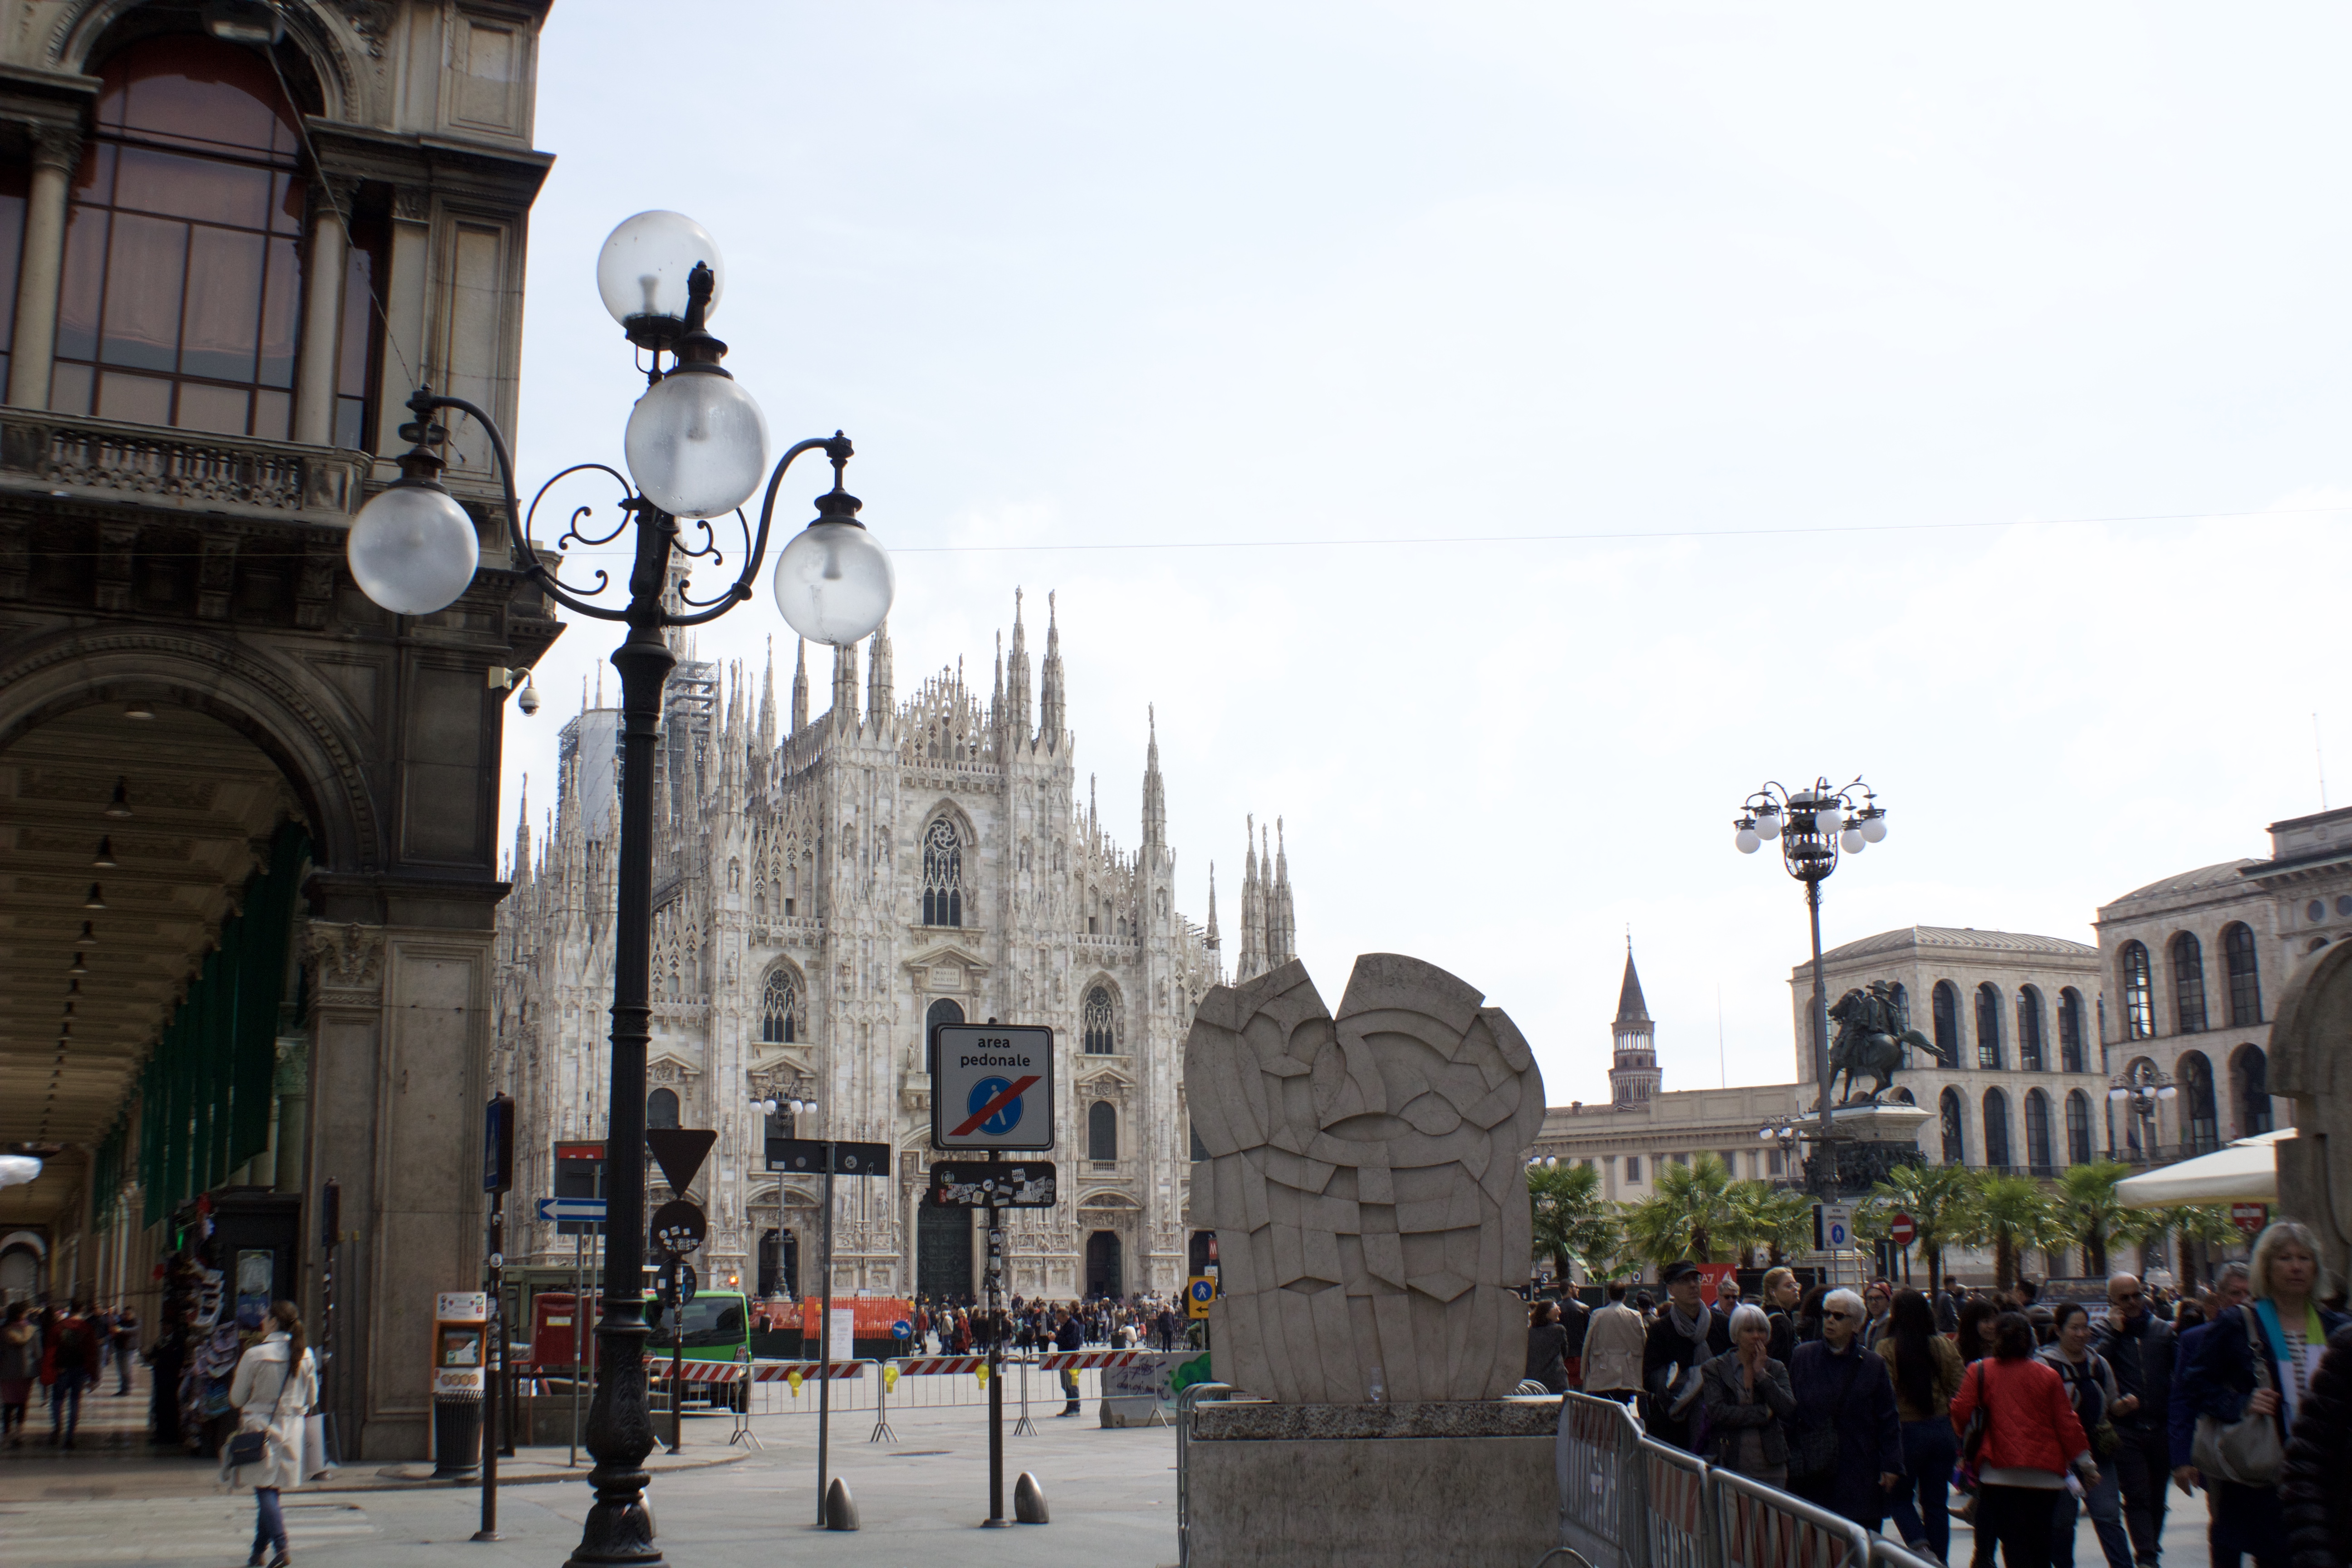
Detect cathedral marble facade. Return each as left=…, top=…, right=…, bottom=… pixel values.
left=492, top=594, right=1295, bottom=1302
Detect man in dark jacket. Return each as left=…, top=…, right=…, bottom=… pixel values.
left=2093, top=1271, right=2176, bottom=1567
left=1559, top=1290, right=1592, bottom=1390
left=1935, top=1279, right=1966, bottom=1335
left=1053, top=1308, right=1084, bottom=1415
left=1643, top=1261, right=1732, bottom=1451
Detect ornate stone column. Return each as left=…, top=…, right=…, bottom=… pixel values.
left=273, top=1035, right=310, bottom=1195
left=9, top=123, right=82, bottom=410
left=293, top=176, right=357, bottom=445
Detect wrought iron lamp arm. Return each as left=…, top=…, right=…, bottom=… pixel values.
left=659, top=433, right=850, bottom=629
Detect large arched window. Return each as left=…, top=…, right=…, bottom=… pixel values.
left=2017, top=986, right=2045, bottom=1071
left=1931, top=982, right=1960, bottom=1062
left=647, top=1088, right=680, bottom=1130
left=2065, top=1089, right=2094, bottom=1166
left=925, top=996, right=964, bottom=1051
left=1082, top=986, right=1117, bottom=1054
left=1940, top=1087, right=1968, bottom=1165
left=2179, top=1050, right=2218, bottom=1152
left=2121, top=942, right=2155, bottom=1040
left=54, top=37, right=373, bottom=441
left=1975, top=984, right=2004, bottom=1069
left=2171, top=931, right=2208, bottom=1034
left=2232, top=1044, right=2274, bottom=1137
left=2223, top=923, right=2261, bottom=1025
left=2024, top=1089, right=2054, bottom=1173
left=1088, top=1100, right=1118, bottom=1161
left=2058, top=989, right=2087, bottom=1073
left=760, top=968, right=798, bottom=1044
left=921, top=817, right=964, bottom=927
left=1982, top=1089, right=2012, bottom=1168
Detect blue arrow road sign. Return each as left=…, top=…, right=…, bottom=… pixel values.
left=537, top=1197, right=607, bottom=1224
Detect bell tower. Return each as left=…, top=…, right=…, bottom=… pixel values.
left=1609, top=942, right=1661, bottom=1107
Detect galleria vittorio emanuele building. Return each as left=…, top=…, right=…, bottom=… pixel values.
left=492, top=593, right=1296, bottom=1302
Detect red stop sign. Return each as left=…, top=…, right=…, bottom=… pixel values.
left=1889, top=1212, right=1916, bottom=1247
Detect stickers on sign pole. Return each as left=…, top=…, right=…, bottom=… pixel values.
left=649, top=1199, right=707, bottom=1258
left=930, top=1023, right=1056, bottom=1150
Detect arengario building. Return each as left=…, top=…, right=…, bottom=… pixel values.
left=492, top=593, right=1298, bottom=1303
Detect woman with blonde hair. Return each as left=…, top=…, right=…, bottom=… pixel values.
left=2176, top=1220, right=2347, bottom=1568
left=225, top=1301, right=317, bottom=1568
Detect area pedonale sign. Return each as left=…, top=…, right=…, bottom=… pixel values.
left=929, top=1023, right=1056, bottom=1152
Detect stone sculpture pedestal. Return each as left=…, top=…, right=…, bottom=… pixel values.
left=1802, top=1101, right=1934, bottom=1196
left=1184, top=1398, right=1559, bottom=1568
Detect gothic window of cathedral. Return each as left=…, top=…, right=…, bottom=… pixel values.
left=1083, top=985, right=1117, bottom=1054
left=648, top=1088, right=680, bottom=1130
left=1088, top=1100, right=1118, bottom=1161
left=760, top=969, right=799, bottom=1044
left=922, top=817, right=964, bottom=927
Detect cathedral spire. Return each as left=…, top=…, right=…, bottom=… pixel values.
left=790, top=638, right=809, bottom=735
left=1271, top=815, right=1294, bottom=965
left=1142, top=705, right=1166, bottom=849
left=830, top=639, right=859, bottom=731
left=1038, top=589, right=1064, bottom=749
left=513, top=775, right=531, bottom=882
left=759, top=637, right=777, bottom=753
left=1006, top=588, right=1033, bottom=744
left=866, top=619, right=893, bottom=728
left=1237, top=815, right=1265, bottom=981
left=992, top=631, right=1004, bottom=727
left=1205, top=861, right=1220, bottom=950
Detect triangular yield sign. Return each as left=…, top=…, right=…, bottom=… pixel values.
left=644, top=1128, right=717, bottom=1195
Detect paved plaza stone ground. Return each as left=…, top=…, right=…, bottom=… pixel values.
left=0, top=1367, right=2225, bottom=1567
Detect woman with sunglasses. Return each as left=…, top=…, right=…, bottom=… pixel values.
left=1787, top=1287, right=1903, bottom=1532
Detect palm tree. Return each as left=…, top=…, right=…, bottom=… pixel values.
left=1622, top=1152, right=1741, bottom=1265
left=2054, top=1161, right=2133, bottom=1277
left=2126, top=1204, right=2241, bottom=1289
left=1954, top=1172, right=2066, bottom=1288
left=1527, top=1160, right=1617, bottom=1283
left=1867, top=1161, right=1974, bottom=1292
left=1725, top=1180, right=1816, bottom=1265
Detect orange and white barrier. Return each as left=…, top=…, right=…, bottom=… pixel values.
left=1034, top=1348, right=1148, bottom=1371
left=892, top=1355, right=987, bottom=1377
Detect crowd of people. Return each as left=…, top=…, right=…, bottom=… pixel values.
left=1526, top=1220, right=2352, bottom=1568
left=0, top=1298, right=137, bottom=1448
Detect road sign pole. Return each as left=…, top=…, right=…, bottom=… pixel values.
left=570, top=1230, right=585, bottom=1468
left=817, top=1139, right=835, bottom=1527
left=668, top=1291, right=685, bottom=1455
left=475, top=1184, right=504, bottom=1541
left=983, top=1148, right=1008, bottom=1528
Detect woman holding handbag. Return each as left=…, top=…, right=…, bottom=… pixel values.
left=2041, top=1302, right=2132, bottom=1568
left=2175, top=1221, right=2347, bottom=1568
left=1787, top=1288, right=1904, bottom=1531
left=1947, top=1311, right=2096, bottom=1568
left=224, top=1302, right=318, bottom=1568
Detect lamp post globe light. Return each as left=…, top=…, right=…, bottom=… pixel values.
left=2107, top=1063, right=2177, bottom=1161
left=346, top=211, right=893, bottom=1568
left=1730, top=776, right=1887, bottom=1184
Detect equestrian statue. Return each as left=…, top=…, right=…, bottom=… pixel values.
left=1823, top=980, right=1954, bottom=1106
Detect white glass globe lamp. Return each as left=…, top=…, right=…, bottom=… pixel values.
left=0, top=1153, right=41, bottom=1188
left=774, top=488, right=895, bottom=646
left=761, top=1098, right=779, bottom=1117
left=1754, top=805, right=1783, bottom=840
left=348, top=479, right=480, bottom=616
left=2156, top=1083, right=2178, bottom=1102
left=1841, top=825, right=1865, bottom=853
left=1860, top=811, right=1888, bottom=843
left=625, top=371, right=769, bottom=520
left=1735, top=823, right=1761, bottom=854
left=597, top=211, right=725, bottom=342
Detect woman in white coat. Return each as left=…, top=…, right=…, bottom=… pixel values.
left=225, top=1301, right=316, bottom=1568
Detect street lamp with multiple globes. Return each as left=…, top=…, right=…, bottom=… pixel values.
left=1731, top=777, right=1888, bottom=1177
left=344, top=210, right=894, bottom=1568
left=2107, top=1063, right=2178, bottom=1162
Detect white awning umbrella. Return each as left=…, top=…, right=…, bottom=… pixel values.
left=2115, top=1127, right=2293, bottom=1209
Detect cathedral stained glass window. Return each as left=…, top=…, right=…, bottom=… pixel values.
left=760, top=969, right=797, bottom=1044
left=922, top=817, right=963, bottom=927
left=1083, top=985, right=1116, bottom=1054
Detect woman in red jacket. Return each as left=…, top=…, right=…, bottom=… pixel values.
left=1950, top=1311, right=2098, bottom=1567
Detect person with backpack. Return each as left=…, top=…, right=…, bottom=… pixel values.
left=1787, top=1287, right=1903, bottom=1531
left=2043, top=1301, right=2132, bottom=1568
left=225, top=1302, right=317, bottom=1568
left=42, top=1300, right=101, bottom=1448
left=1949, top=1310, right=2097, bottom=1568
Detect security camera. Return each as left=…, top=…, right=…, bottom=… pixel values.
left=516, top=679, right=541, bottom=717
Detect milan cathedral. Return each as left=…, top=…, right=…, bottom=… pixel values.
left=491, top=593, right=1296, bottom=1301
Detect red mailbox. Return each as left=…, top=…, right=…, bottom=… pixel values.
left=533, top=1291, right=597, bottom=1374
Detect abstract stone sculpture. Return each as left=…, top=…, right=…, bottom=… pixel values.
left=1184, top=953, right=1547, bottom=1405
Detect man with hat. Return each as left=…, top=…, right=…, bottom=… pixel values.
left=1643, top=1260, right=1732, bottom=1452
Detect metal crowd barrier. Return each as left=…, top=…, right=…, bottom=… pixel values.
left=1176, top=1381, right=1238, bottom=1568
left=1539, top=1391, right=1945, bottom=1568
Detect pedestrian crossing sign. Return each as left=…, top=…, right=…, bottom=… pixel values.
left=1187, top=1274, right=1218, bottom=1319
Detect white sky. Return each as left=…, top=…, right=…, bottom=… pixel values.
left=498, top=3, right=2352, bottom=1107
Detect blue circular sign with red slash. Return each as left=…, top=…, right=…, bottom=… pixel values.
left=965, top=1076, right=1026, bottom=1136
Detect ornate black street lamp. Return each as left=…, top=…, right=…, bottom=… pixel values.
left=2107, top=1062, right=2177, bottom=1163
left=346, top=211, right=895, bottom=1568
left=1731, top=777, right=1887, bottom=1178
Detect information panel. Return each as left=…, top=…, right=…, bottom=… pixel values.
left=929, top=1023, right=1056, bottom=1151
